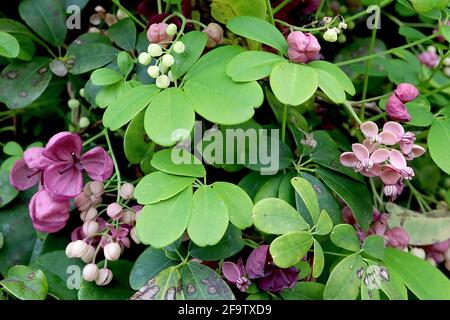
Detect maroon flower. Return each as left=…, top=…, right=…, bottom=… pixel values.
left=222, top=259, right=251, bottom=292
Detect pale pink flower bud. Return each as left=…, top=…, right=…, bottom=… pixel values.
left=385, top=227, right=409, bottom=249
left=74, top=192, right=91, bottom=211
left=386, top=94, right=411, bottom=122
left=287, top=31, right=321, bottom=64
left=418, top=51, right=439, bottom=68
left=120, top=210, right=136, bottom=226
left=89, top=181, right=104, bottom=195
left=147, top=23, right=174, bottom=45
left=83, top=263, right=99, bottom=282
left=71, top=240, right=89, bottom=258
left=80, top=207, right=98, bottom=221
left=83, top=183, right=94, bottom=196
left=81, top=245, right=96, bottom=263
left=203, top=23, right=224, bottom=48
left=95, top=268, right=113, bottom=286
left=104, top=242, right=121, bottom=261
left=410, top=247, right=426, bottom=259
left=119, top=183, right=134, bottom=200
left=65, top=242, right=75, bottom=258
left=107, top=202, right=123, bottom=220
left=395, top=83, right=419, bottom=103
left=130, top=227, right=140, bottom=244
left=82, top=220, right=99, bottom=238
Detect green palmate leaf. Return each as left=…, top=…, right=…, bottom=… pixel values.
left=399, top=26, right=427, bottom=42
left=136, top=187, right=193, bottom=248
left=0, top=265, right=48, bottom=300
left=383, top=248, right=450, bottom=300
left=277, top=171, right=296, bottom=206
left=226, top=51, right=285, bottom=82
left=270, top=62, right=318, bottom=106
left=68, top=43, right=119, bottom=74
left=0, top=18, right=32, bottom=36
left=211, top=0, right=267, bottom=24
left=151, top=149, right=206, bottom=178
left=0, top=157, right=20, bottom=172
left=253, top=198, right=309, bottom=235
left=312, top=239, right=325, bottom=278
left=30, top=251, right=84, bottom=300
left=212, top=182, right=253, bottom=229
left=323, top=254, right=364, bottom=300
left=107, top=18, right=136, bottom=50
left=269, top=231, right=313, bottom=268
left=15, top=34, right=35, bottom=61
left=124, top=112, right=152, bottom=164
left=428, top=118, right=450, bottom=175
left=238, top=171, right=272, bottom=200
left=316, top=168, right=373, bottom=231
left=179, top=262, right=235, bottom=300
left=145, top=88, right=195, bottom=146
left=315, top=210, right=333, bottom=236
left=183, top=45, right=263, bottom=125
left=96, top=79, right=137, bottom=108
left=405, top=96, right=434, bottom=127
left=135, top=171, right=195, bottom=204
left=103, top=84, right=160, bottom=130
left=227, top=16, right=288, bottom=54
left=90, top=68, right=123, bottom=86
left=79, top=260, right=134, bottom=300
left=360, top=278, right=380, bottom=300
left=187, top=186, right=229, bottom=247
left=314, top=68, right=347, bottom=104
left=330, top=224, right=360, bottom=252
left=378, top=266, right=408, bottom=300
left=291, top=177, right=320, bottom=224
left=280, top=282, right=325, bottom=300
left=362, top=235, right=385, bottom=260
left=0, top=170, right=19, bottom=208
left=129, top=248, right=178, bottom=290
left=410, top=0, right=439, bottom=13
left=254, top=173, right=284, bottom=203
left=308, top=61, right=355, bottom=95
left=0, top=57, right=52, bottom=109
left=0, top=32, right=19, bottom=58
left=18, top=0, right=66, bottom=46
left=171, top=31, right=207, bottom=79
left=3, top=141, right=23, bottom=156
left=189, top=225, right=245, bottom=261
left=117, top=51, right=134, bottom=77
left=440, top=24, right=450, bottom=42
left=131, top=266, right=183, bottom=300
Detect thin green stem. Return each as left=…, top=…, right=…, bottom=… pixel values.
left=366, top=112, right=386, bottom=122
left=186, top=19, right=207, bottom=29
left=275, top=17, right=338, bottom=32
left=343, top=101, right=363, bottom=125
left=165, top=0, right=172, bottom=13
left=345, top=0, right=394, bottom=23
left=424, top=50, right=450, bottom=83
left=157, top=0, right=162, bottom=14
left=281, top=104, right=288, bottom=142
left=360, top=21, right=378, bottom=120
left=265, top=0, right=275, bottom=25
left=315, top=0, right=326, bottom=20
left=112, top=0, right=146, bottom=28
left=423, top=82, right=450, bottom=97
left=104, top=129, right=121, bottom=202
left=82, top=130, right=105, bottom=147
left=273, top=0, right=291, bottom=15
left=243, top=238, right=259, bottom=249
left=350, top=93, right=390, bottom=105
left=336, top=34, right=438, bottom=67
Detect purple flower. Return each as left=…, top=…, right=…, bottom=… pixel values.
left=222, top=259, right=250, bottom=292
left=340, top=143, right=389, bottom=177
left=29, top=189, right=70, bottom=233
left=100, top=225, right=130, bottom=249
left=386, top=94, right=411, bottom=122
left=287, top=31, right=321, bottom=64
left=394, top=83, right=419, bottom=103
left=385, top=227, right=409, bottom=249
left=245, top=245, right=298, bottom=292
left=42, top=132, right=113, bottom=200
left=418, top=51, right=439, bottom=68
left=382, top=122, right=425, bottom=158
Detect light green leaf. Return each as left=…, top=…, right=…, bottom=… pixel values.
left=171, top=31, right=207, bottom=79
left=428, top=118, right=450, bottom=175
left=134, top=171, right=195, bottom=205
left=378, top=266, right=408, bottom=300
left=3, top=141, right=23, bottom=156
left=315, top=210, right=333, bottom=235
left=281, top=282, right=324, bottom=300
left=291, top=176, right=320, bottom=224
left=0, top=265, right=47, bottom=300
left=270, top=62, right=318, bottom=106
left=117, top=51, right=134, bottom=77
left=308, top=60, right=355, bottom=95
left=0, top=32, right=20, bottom=58
left=362, top=235, right=385, bottom=260
left=151, top=149, right=206, bottom=178
left=227, top=16, right=288, bottom=54
left=330, top=224, right=361, bottom=252
left=254, top=173, right=284, bottom=203
left=90, top=68, right=123, bottom=86
left=136, top=187, right=193, bottom=248
left=439, top=24, right=450, bottom=42
left=312, top=239, right=325, bottom=278
left=187, top=186, right=229, bottom=247
left=107, top=18, right=136, bottom=50
left=253, top=198, right=309, bottom=235
left=405, top=96, right=434, bottom=127
left=270, top=231, right=313, bottom=268
left=226, top=51, right=285, bottom=82
left=315, top=68, right=346, bottom=104
left=211, top=0, right=267, bottom=24
left=123, top=111, right=152, bottom=164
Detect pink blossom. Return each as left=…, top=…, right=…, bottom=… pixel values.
left=360, top=121, right=398, bottom=145
left=395, top=83, right=419, bottom=103
left=146, top=23, right=173, bottom=45
left=29, top=189, right=70, bottom=233
left=287, top=31, right=321, bottom=64
left=382, top=122, right=425, bottom=158
left=42, top=132, right=113, bottom=200
left=101, top=225, right=130, bottom=249
left=418, top=51, right=439, bottom=68
left=385, top=227, right=409, bottom=249
left=340, top=143, right=389, bottom=177
left=386, top=94, right=411, bottom=122
left=222, top=259, right=250, bottom=292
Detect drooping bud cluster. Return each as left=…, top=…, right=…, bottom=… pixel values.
left=323, top=18, right=348, bottom=43
left=340, top=120, right=425, bottom=200
left=385, top=83, right=419, bottom=122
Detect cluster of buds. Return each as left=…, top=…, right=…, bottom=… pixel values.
left=323, top=19, right=347, bottom=43
left=66, top=182, right=141, bottom=286
left=138, top=22, right=184, bottom=89
left=410, top=240, right=450, bottom=270
left=342, top=207, right=410, bottom=249
left=340, top=119, right=425, bottom=201
left=385, top=83, right=419, bottom=122
left=88, top=6, right=128, bottom=34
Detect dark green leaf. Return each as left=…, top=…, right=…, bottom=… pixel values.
left=108, top=18, right=136, bottom=50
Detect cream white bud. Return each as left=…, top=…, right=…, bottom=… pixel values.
left=166, top=23, right=177, bottom=36
left=161, top=54, right=175, bottom=67
left=121, top=210, right=136, bottom=225
left=107, top=203, right=123, bottom=220
left=116, top=8, right=128, bottom=20
left=410, top=247, right=426, bottom=260
left=81, top=245, right=96, bottom=263
left=147, top=65, right=160, bottom=78
left=68, top=99, right=79, bottom=109
left=71, top=240, right=89, bottom=258
left=148, top=43, right=163, bottom=57
left=427, top=46, right=436, bottom=53
left=338, top=22, right=348, bottom=30
left=95, top=268, right=113, bottom=286
left=156, top=75, right=170, bottom=89
left=138, top=52, right=152, bottom=65
left=444, top=57, right=450, bottom=66
left=323, top=28, right=338, bottom=42
left=83, top=263, right=99, bottom=282
left=119, top=183, right=134, bottom=200
left=104, top=242, right=121, bottom=261
left=79, top=117, right=90, bottom=129
left=130, top=227, right=140, bottom=244
left=444, top=67, right=450, bottom=77
left=79, top=88, right=85, bottom=97
left=82, top=220, right=99, bottom=238
left=173, top=41, right=185, bottom=54
left=65, top=242, right=75, bottom=258
left=89, top=181, right=104, bottom=195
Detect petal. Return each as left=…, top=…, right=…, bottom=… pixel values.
left=363, top=139, right=378, bottom=153
left=24, top=147, right=53, bottom=170
left=352, top=143, right=369, bottom=161
left=81, top=147, right=113, bottom=181
left=29, top=190, right=70, bottom=233
left=382, top=122, right=404, bottom=140
left=411, top=145, right=426, bottom=158
left=340, top=152, right=358, bottom=167
left=378, top=132, right=398, bottom=145
left=400, top=142, right=413, bottom=155
left=362, top=164, right=381, bottom=177
left=9, top=159, right=40, bottom=191
left=360, top=121, right=378, bottom=139
left=43, top=132, right=82, bottom=162
left=370, top=149, right=389, bottom=163
left=380, top=166, right=402, bottom=185
left=222, top=262, right=241, bottom=283
left=43, top=163, right=83, bottom=200
left=389, top=149, right=406, bottom=169
left=245, top=245, right=269, bottom=279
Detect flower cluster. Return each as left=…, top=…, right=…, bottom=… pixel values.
left=340, top=120, right=425, bottom=200
left=223, top=245, right=298, bottom=293
left=342, top=206, right=410, bottom=249
left=9, top=132, right=113, bottom=233
left=385, top=83, right=419, bottom=122
left=66, top=182, right=142, bottom=286
left=323, top=20, right=347, bottom=43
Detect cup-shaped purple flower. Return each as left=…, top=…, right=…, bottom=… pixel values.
left=386, top=94, right=411, bottom=122
left=29, top=190, right=70, bottom=233
left=287, top=31, right=321, bottom=64
left=222, top=259, right=250, bottom=292
left=395, top=83, right=419, bottom=103
left=147, top=22, right=173, bottom=45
